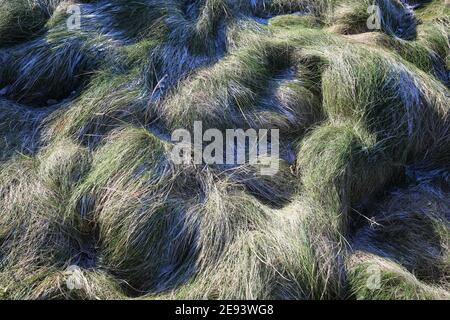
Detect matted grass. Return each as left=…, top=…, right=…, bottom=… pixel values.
left=0, top=0, right=449, bottom=300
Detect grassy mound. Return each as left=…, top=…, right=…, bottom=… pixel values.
left=0, top=0, right=449, bottom=300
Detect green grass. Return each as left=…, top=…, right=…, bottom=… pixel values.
left=0, top=0, right=52, bottom=47
left=414, top=0, right=450, bottom=21
left=0, top=0, right=449, bottom=300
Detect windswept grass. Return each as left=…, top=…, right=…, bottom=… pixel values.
left=158, top=36, right=321, bottom=133
left=0, top=0, right=57, bottom=47
left=0, top=0, right=449, bottom=300
left=331, top=0, right=418, bottom=39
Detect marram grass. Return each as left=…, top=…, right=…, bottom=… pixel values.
left=0, top=0, right=449, bottom=300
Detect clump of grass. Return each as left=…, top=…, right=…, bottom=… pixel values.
left=37, top=138, right=91, bottom=199
left=294, top=121, right=404, bottom=299
left=0, top=1, right=97, bottom=47
left=0, top=99, right=49, bottom=161
left=0, top=0, right=449, bottom=301
left=0, top=136, right=98, bottom=299
left=352, top=179, right=450, bottom=283
left=414, top=0, right=450, bottom=22
left=67, top=127, right=179, bottom=292
left=0, top=0, right=54, bottom=47
left=2, top=267, right=126, bottom=300
left=227, top=160, right=297, bottom=207
left=160, top=197, right=343, bottom=300
left=252, top=0, right=334, bottom=18
left=295, top=121, right=397, bottom=230
left=346, top=167, right=450, bottom=300
left=269, top=14, right=323, bottom=29
left=1, top=31, right=122, bottom=105
left=0, top=1, right=128, bottom=106
left=331, top=0, right=418, bottom=39
left=44, top=68, right=145, bottom=147
left=157, top=36, right=321, bottom=134
left=320, top=43, right=450, bottom=163
left=140, top=3, right=268, bottom=97
left=345, top=20, right=449, bottom=85
left=29, top=268, right=126, bottom=300
left=347, top=252, right=450, bottom=300
left=0, top=158, right=80, bottom=298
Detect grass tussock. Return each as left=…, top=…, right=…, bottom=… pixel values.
left=0, top=0, right=449, bottom=300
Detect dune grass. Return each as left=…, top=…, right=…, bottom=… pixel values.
left=0, top=0, right=449, bottom=300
